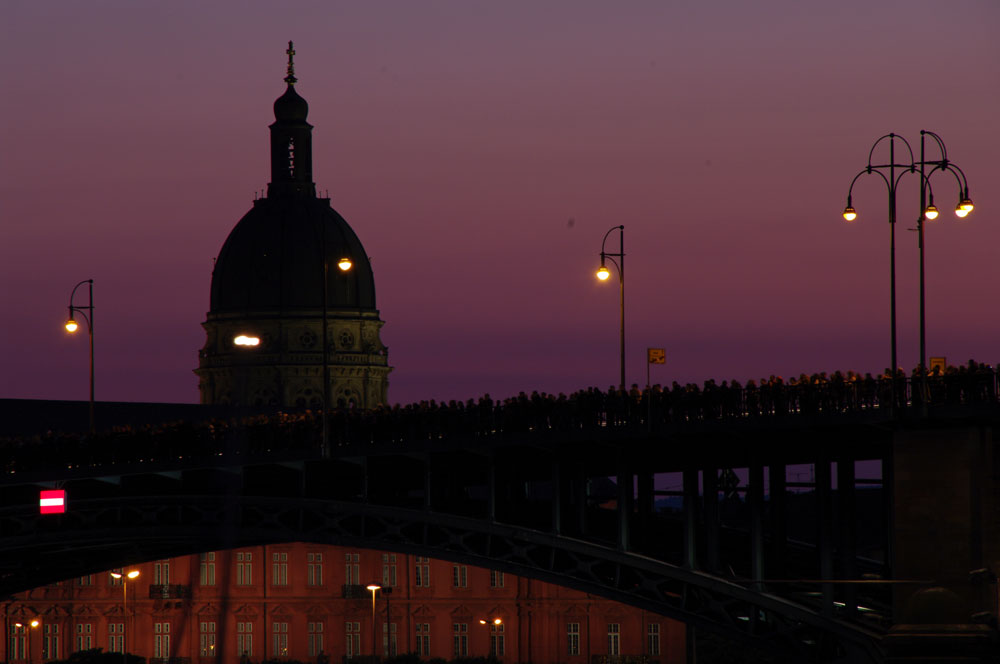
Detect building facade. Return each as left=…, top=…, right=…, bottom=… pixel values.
left=5, top=544, right=684, bottom=664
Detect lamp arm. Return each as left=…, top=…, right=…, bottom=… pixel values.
left=867, top=133, right=915, bottom=170
left=600, top=224, right=624, bottom=254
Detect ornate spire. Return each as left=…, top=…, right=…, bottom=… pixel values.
left=284, top=41, right=297, bottom=85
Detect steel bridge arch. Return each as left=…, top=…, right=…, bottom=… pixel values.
left=0, top=494, right=882, bottom=664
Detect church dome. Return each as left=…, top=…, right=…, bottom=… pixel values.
left=273, top=85, right=308, bottom=123
left=209, top=197, right=376, bottom=313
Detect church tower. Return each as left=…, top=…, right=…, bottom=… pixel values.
left=196, top=43, right=390, bottom=409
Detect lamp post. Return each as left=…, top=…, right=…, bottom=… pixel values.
left=366, top=583, right=380, bottom=661
left=478, top=617, right=502, bottom=658
left=14, top=619, right=39, bottom=664
left=843, top=132, right=974, bottom=413
left=843, top=135, right=935, bottom=413
left=916, top=130, right=974, bottom=374
left=65, top=279, right=95, bottom=433
left=110, top=570, right=140, bottom=664
left=596, top=225, right=625, bottom=390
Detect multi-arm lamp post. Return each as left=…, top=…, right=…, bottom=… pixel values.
left=596, top=225, right=625, bottom=390
left=843, top=131, right=973, bottom=412
left=65, top=279, right=95, bottom=433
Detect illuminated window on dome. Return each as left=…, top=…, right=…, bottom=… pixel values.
left=287, top=139, right=295, bottom=178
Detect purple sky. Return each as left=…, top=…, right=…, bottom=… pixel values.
left=3, top=1, right=999, bottom=407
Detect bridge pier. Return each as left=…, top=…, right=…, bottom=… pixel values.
left=884, top=425, right=1000, bottom=661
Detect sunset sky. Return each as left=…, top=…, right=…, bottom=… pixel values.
left=2, top=1, right=999, bottom=407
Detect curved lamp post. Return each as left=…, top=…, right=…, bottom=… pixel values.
left=916, top=130, right=974, bottom=372
left=843, top=132, right=974, bottom=413
left=596, top=225, right=625, bottom=390
left=65, top=279, right=95, bottom=433
left=110, top=570, right=140, bottom=664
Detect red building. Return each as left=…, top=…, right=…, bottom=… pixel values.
left=5, top=544, right=684, bottom=663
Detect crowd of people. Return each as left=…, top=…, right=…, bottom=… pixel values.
left=1, top=361, right=997, bottom=476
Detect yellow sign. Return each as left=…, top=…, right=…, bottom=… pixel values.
left=647, top=348, right=666, bottom=364
left=929, top=356, right=946, bottom=373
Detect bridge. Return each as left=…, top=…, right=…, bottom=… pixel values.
left=1, top=372, right=998, bottom=662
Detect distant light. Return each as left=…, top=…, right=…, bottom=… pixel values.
left=30, top=620, right=39, bottom=628
left=127, top=570, right=140, bottom=579
left=842, top=206, right=857, bottom=222
left=596, top=266, right=611, bottom=281
left=338, top=257, right=353, bottom=271
left=234, top=335, right=260, bottom=347
left=366, top=584, right=381, bottom=591
left=39, top=490, right=66, bottom=514
left=493, top=618, right=502, bottom=625
left=924, top=204, right=939, bottom=220
left=65, top=319, right=79, bottom=333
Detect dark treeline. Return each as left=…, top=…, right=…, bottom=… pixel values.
left=2, top=362, right=997, bottom=476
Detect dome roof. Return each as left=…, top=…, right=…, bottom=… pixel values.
left=274, top=84, right=308, bottom=123
left=209, top=197, right=376, bottom=314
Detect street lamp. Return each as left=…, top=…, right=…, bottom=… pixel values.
left=14, top=619, right=39, bottom=664
left=65, top=279, right=95, bottom=433
left=915, top=130, right=974, bottom=377
left=110, top=570, right=140, bottom=664
left=478, top=618, right=503, bottom=658
left=596, top=225, right=625, bottom=390
left=366, top=584, right=381, bottom=661
left=842, top=134, right=937, bottom=413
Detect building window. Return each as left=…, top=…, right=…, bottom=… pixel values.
left=345, top=622, right=360, bottom=659
left=75, top=623, right=92, bottom=652
left=11, top=625, right=25, bottom=659
left=567, top=622, right=580, bottom=656
left=154, top=561, right=170, bottom=585
left=307, top=552, right=323, bottom=586
left=415, top=623, right=430, bottom=657
left=237, top=621, right=253, bottom=657
left=382, top=622, right=397, bottom=657
left=77, top=574, right=93, bottom=586
left=200, top=622, right=216, bottom=657
left=345, top=553, right=359, bottom=585
left=43, top=624, right=60, bottom=660
left=272, top=552, right=288, bottom=586
left=307, top=622, right=324, bottom=657
left=108, top=623, right=123, bottom=653
left=154, top=622, right=171, bottom=659
left=200, top=553, right=216, bottom=586
left=272, top=622, right=288, bottom=656
left=490, top=569, right=504, bottom=588
left=453, top=623, right=468, bottom=657
left=237, top=552, right=253, bottom=586
left=647, top=622, right=661, bottom=655
left=607, top=623, right=620, bottom=656
left=415, top=557, right=430, bottom=587
left=452, top=565, right=467, bottom=588
left=381, top=553, right=397, bottom=587
left=490, top=622, right=505, bottom=657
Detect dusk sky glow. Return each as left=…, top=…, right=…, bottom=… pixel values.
left=3, top=1, right=999, bottom=407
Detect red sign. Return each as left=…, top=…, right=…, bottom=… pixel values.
left=39, top=490, right=66, bottom=514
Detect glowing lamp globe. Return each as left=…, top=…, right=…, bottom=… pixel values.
left=956, top=198, right=974, bottom=218
left=337, top=257, right=352, bottom=271
left=924, top=204, right=939, bottom=220
left=596, top=266, right=611, bottom=281
left=842, top=206, right=857, bottom=222
left=65, top=319, right=79, bottom=333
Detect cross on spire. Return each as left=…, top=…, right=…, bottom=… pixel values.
left=285, top=41, right=297, bottom=85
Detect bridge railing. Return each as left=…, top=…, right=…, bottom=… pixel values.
left=1, top=367, right=997, bottom=478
